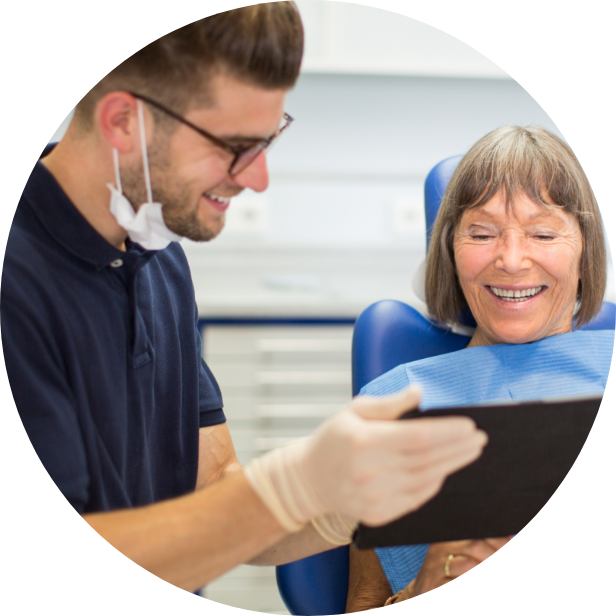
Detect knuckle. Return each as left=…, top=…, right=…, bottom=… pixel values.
left=406, top=423, right=433, bottom=449
left=351, top=464, right=376, bottom=487
left=349, top=429, right=372, bottom=452
left=362, top=490, right=381, bottom=508
left=349, top=395, right=375, bottom=415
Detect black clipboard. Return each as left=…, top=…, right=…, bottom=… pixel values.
left=353, top=396, right=602, bottom=549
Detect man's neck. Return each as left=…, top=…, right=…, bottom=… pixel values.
left=41, top=130, right=128, bottom=251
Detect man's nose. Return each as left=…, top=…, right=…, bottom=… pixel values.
left=495, top=234, right=533, bottom=274
left=232, top=150, right=269, bottom=193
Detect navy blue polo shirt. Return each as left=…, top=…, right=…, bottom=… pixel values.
left=1, top=153, right=225, bottom=514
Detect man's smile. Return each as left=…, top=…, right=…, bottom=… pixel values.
left=205, top=191, right=231, bottom=204
left=204, top=191, right=232, bottom=212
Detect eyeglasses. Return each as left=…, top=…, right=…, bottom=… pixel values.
left=128, top=92, right=293, bottom=177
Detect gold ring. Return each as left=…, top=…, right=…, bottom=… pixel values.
left=445, top=554, right=453, bottom=577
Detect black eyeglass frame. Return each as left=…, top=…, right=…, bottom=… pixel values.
left=129, top=91, right=294, bottom=176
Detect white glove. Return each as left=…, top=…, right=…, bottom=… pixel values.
left=311, top=511, right=357, bottom=546
left=244, top=386, right=487, bottom=533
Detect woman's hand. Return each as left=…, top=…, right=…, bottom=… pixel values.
left=407, top=537, right=512, bottom=597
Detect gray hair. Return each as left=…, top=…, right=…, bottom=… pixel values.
left=425, top=125, right=606, bottom=327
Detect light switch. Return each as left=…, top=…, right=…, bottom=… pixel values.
left=224, top=197, right=270, bottom=235
left=392, top=198, right=423, bottom=235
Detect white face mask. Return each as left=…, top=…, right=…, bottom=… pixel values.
left=107, top=100, right=182, bottom=250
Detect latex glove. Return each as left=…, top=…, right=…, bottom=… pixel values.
left=245, top=386, right=488, bottom=532
left=311, top=511, right=357, bottom=546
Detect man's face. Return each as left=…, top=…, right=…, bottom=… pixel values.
left=122, top=72, right=288, bottom=242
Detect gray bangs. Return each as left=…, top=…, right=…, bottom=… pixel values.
left=448, top=125, right=592, bottom=219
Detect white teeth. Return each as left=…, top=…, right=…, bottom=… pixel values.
left=490, top=286, right=543, bottom=302
left=205, top=192, right=230, bottom=204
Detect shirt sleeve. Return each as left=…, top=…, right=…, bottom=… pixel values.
left=198, top=356, right=226, bottom=427
left=1, top=254, right=90, bottom=513
left=195, top=316, right=226, bottom=428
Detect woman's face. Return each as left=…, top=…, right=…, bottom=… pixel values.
left=453, top=191, right=583, bottom=347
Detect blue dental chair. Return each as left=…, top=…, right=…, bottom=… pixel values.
left=275, top=156, right=616, bottom=616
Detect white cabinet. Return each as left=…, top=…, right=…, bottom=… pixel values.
left=203, top=324, right=354, bottom=466
left=296, top=0, right=509, bottom=79
left=201, top=322, right=354, bottom=613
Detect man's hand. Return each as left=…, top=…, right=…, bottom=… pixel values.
left=312, top=386, right=488, bottom=525
left=406, top=537, right=513, bottom=597
left=245, top=386, right=488, bottom=530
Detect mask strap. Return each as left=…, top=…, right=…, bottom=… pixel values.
left=137, top=100, right=154, bottom=205
left=112, top=148, right=122, bottom=193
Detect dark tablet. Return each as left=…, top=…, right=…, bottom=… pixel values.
left=353, top=396, right=602, bottom=549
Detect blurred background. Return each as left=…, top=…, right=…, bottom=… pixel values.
left=48, top=1, right=614, bottom=612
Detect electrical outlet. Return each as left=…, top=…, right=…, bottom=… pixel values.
left=224, top=197, right=270, bottom=235
left=392, top=198, right=423, bottom=235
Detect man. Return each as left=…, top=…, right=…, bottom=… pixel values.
left=1, top=3, right=486, bottom=592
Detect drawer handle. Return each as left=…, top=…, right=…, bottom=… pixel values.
left=256, top=371, right=350, bottom=385
left=253, top=436, right=305, bottom=451
left=256, top=404, right=341, bottom=418
left=256, top=339, right=350, bottom=353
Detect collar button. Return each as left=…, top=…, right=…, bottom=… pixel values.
left=110, top=259, right=124, bottom=268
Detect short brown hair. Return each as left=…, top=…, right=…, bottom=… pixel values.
left=74, top=2, right=304, bottom=128
left=425, top=125, right=606, bottom=328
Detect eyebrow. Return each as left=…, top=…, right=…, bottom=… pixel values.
left=527, top=211, right=563, bottom=220
left=466, top=209, right=496, bottom=219
left=466, top=208, right=564, bottom=222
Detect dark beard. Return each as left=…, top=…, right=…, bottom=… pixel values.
left=120, top=142, right=224, bottom=243
left=165, top=207, right=221, bottom=242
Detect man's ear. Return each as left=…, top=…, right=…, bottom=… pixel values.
left=96, top=91, right=144, bottom=153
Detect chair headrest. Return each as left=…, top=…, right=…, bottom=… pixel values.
left=424, top=154, right=463, bottom=251
left=423, top=154, right=477, bottom=327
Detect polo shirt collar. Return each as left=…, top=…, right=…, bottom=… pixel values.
left=23, top=147, right=157, bottom=271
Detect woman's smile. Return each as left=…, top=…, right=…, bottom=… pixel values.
left=487, top=285, right=545, bottom=302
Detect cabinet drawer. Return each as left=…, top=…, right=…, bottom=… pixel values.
left=203, top=322, right=354, bottom=464
left=208, top=361, right=351, bottom=387
left=204, top=325, right=353, bottom=357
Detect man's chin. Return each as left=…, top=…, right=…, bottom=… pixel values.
left=183, top=226, right=223, bottom=243
left=199, top=219, right=225, bottom=242
left=165, top=215, right=225, bottom=243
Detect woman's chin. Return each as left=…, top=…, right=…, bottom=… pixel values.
left=474, top=323, right=557, bottom=346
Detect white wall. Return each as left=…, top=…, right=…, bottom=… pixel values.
left=250, top=72, right=564, bottom=249
left=46, top=3, right=613, bottom=305
left=296, top=0, right=508, bottom=78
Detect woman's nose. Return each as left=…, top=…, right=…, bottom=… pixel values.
left=232, top=150, right=269, bottom=193
left=494, top=234, right=533, bottom=274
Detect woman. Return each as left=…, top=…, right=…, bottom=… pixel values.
left=346, top=125, right=612, bottom=610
